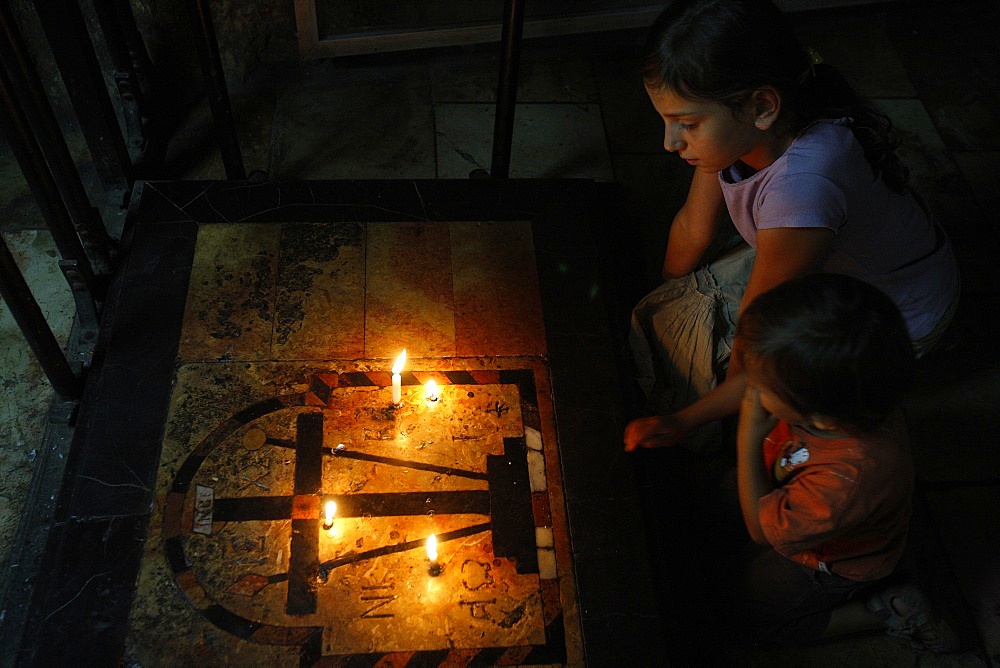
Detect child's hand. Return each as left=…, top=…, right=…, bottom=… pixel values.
left=623, top=415, right=690, bottom=451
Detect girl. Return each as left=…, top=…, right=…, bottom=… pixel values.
left=623, top=0, right=959, bottom=453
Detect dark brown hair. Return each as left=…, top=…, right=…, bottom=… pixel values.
left=735, top=273, right=915, bottom=433
left=642, top=0, right=909, bottom=192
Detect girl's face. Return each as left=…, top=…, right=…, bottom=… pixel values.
left=645, top=84, right=777, bottom=173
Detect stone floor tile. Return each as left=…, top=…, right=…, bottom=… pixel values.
left=271, top=68, right=436, bottom=180
left=451, top=220, right=547, bottom=356
left=434, top=103, right=613, bottom=180
left=273, top=222, right=366, bottom=360
left=886, top=3, right=1000, bottom=152
left=791, top=11, right=916, bottom=98
left=178, top=222, right=279, bottom=362
left=0, top=231, right=73, bottom=570
left=922, top=486, right=1000, bottom=662
left=365, top=221, right=456, bottom=359
left=954, top=152, right=1000, bottom=226
left=431, top=43, right=599, bottom=104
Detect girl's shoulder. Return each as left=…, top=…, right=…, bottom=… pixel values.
left=791, top=118, right=854, bottom=150
left=775, top=118, right=868, bottom=183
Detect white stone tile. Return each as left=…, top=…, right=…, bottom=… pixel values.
left=535, top=526, right=554, bottom=548
left=525, top=426, right=543, bottom=451
left=272, top=68, right=436, bottom=180
left=537, top=547, right=558, bottom=579
left=528, top=449, right=547, bottom=492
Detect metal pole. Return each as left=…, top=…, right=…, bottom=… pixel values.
left=31, top=0, right=132, bottom=196
left=0, top=59, right=100, bottom=305
left=92, top=0, right=148, bottom=153
left=489, top=0, right=526, bottom=179
left=0, top=1, right=115, bottom=275
left=185, top=0, right=247, bottom=180
left=0, top=238, right=81, bottom=399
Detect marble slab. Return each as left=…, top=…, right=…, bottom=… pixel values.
left=128, top=358, right=581, bottom=665
left=128, top=216, right=578, bottom=664
left=178, top=219, right=546, bottom=364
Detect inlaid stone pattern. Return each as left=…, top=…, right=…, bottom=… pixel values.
left=129, top=221, right=577, bottom=665
left=128, top=359, right=579, bottom=665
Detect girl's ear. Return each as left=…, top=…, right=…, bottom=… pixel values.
left=751, top=86, right=782, bottom=130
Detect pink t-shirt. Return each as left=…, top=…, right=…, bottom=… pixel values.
left=720, top=119, right=959, bottom=340
left=759, top=416, right=914, bottom=582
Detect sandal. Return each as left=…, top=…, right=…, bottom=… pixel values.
left=865, top=583, right=959, bottom=653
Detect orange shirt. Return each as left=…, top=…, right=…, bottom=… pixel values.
left=758, top=412, right=914, bottom=581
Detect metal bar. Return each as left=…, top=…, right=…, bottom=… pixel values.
left=0, top=58, right=100, bottom=303
left=490, top=0, right=526, bottom=179
left=0, top=238, right=82, bottom=400
left=31, top=0, right=132, bottom=195
left=0, top=1, right=115, bottom=276
left=92, top=0, right=148, bottom=153
left=58, top=260, right=100, bottom=337
left=112, top=0, right=155, bottom=100
left=185, top=0, right=247, bottom=180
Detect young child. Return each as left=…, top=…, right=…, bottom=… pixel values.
left=623, top=0, right=959, bottom=454
left=727, top=273, right=957, bottom=651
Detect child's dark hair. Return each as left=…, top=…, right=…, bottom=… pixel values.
left=734, top=273, right=915, bottom=433
left=642, top=0, right=909, bottom=192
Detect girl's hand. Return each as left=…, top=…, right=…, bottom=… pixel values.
left=623, top=415, right=690, bottom=452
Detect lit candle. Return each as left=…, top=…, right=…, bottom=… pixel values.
left=391, top=349, right=406, bottom=405
left=425, top=379, right=440, bottom=402
left=323, top=500, right=336, bottom=530
left=426, top=533, right=442, bottom=576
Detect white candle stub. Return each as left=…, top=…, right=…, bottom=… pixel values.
left=323, top=500, right=336, bottom=530
left=391, top=349, right=406, bottom=405
left=427, top=533, right=442, bottom=576
left=425, top=379, right=440, bottom=402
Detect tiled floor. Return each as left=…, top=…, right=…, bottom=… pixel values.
left=1, top=0, right=999, bottom=665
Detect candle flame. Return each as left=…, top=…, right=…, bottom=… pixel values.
left=426, top=534, right=438, bottom=561
left=425, top=379, right=439, bottom=401
left=325, top=500, right=336, bottom=526
left=392, top=349, right=407, bottom=375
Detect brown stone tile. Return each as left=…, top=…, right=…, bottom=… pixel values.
left=451, top=221, right=547, bottom=357
left=178, top=223, right=279, bottom=362
left=273, top=222, right=365, bottom=360
left=365, top=221, right=456, bottom=359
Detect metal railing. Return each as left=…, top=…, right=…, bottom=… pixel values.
left=0, top=0, right=526, bottom=399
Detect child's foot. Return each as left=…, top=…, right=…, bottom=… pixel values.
left=865, top=583, right=959, bottom=652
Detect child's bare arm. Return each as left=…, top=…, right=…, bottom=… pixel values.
left=737, top=386, right=778, bottom=545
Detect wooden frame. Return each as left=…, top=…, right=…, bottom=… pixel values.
left=293, top=1, right=887, bottom=60
left=292, top=2, right=663, bottom=59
